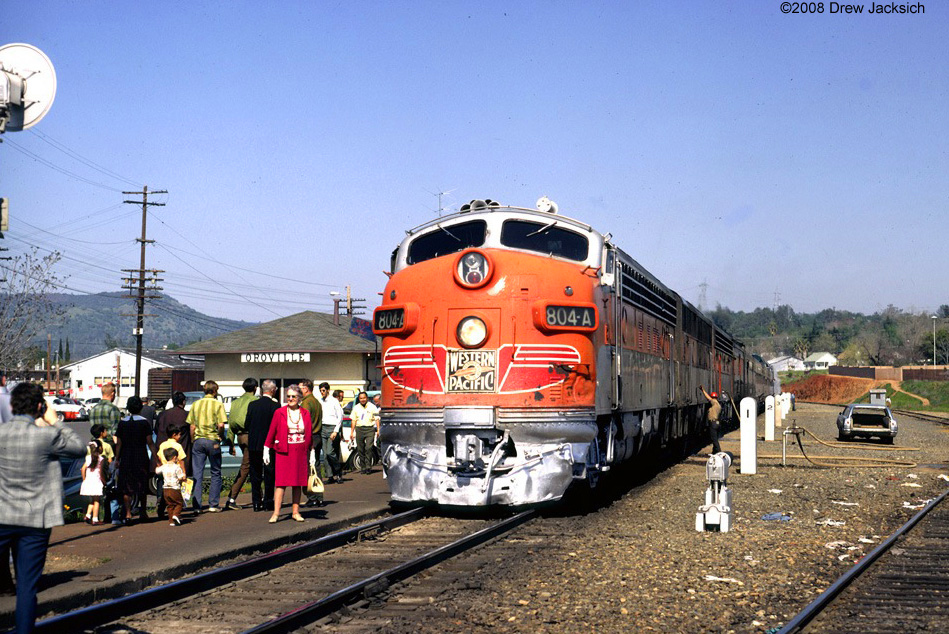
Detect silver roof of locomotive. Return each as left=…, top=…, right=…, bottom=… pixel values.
left=392, top=199, right=607, bottom=272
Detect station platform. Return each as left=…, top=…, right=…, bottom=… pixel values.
left=0, top=470, right=393, bottom=629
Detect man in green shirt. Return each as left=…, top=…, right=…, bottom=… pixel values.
left=88, top=383, right=121, bottom=441
left=186, top=380, right=228, bottom=512
left=224, top=378, right=258, bottom=510
left=298, top=379, right=323, bottom=507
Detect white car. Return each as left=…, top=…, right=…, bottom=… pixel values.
left=45, top=396, right=88, bottom=422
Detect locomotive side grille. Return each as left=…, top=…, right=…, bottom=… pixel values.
left=619, top=262, right=677, bottom=327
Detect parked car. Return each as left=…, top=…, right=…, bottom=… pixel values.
left=182, top=391, right=206, bottom=411
left=836, top=404, right=898, bottom=443
left=183, top=391, right=234, bottom=414
left=45, top=396, right=88, bottom=422
left=61, top=456, right=85, bottom=521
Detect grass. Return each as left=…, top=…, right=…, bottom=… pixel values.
left=779, top=369, right=828, bottom=387
left=900, top=380, right=949, bottom=412
left=850, top=381, right=949, bottom=412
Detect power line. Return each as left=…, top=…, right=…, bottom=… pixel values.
left=1, top=138, right=124, bottom=192
left=154, top=242, right=283, bottom=318
left=27, top=129, right=142, bottom=188
left=151, top=219, right=338, bottom=288
left=15, top=218, right=133, bottom=246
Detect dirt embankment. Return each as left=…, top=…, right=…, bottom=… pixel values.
left=782, top=374, right=873, bottom=404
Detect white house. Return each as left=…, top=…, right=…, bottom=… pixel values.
left=767, top=355, right=805, bottom=373
left=804, top=352, right=838, bottom=371
left=60, top=348, right=175, bottom=403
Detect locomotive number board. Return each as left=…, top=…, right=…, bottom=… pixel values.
left=545, top=305, right=596, bottom=329
left=374, top=308, right=405, bottom=332
left=447, top=349, right=497, bottom=393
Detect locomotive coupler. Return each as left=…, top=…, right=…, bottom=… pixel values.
left=696, top=452, right=734, bottom=533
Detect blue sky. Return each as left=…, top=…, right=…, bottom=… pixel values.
left=2, top=2, right=946, bottom=323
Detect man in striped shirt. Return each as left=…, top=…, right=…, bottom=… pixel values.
left=186, top=380, right=227, bottom=513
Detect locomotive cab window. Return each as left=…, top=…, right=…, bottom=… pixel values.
left=500, top=219, right=589, bottom=262
left=407, top=220, right=487, bottom=265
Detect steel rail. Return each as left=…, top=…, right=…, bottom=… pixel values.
left=892, top=408, right=949, bottom=425
left=777, top=487, right=949, bottom=634
left=241, top=509, right=537, bottom=634
left=32, top=508, right=426, bottom=634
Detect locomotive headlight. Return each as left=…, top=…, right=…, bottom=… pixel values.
left=457, top=316, right=488, bottom=348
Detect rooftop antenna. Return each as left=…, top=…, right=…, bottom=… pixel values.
left=435, top=188, right=456, bottom=217
left=0, top=43, right=57, bottom=133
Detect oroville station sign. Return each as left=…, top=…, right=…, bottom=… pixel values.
left=240, top=352, right=312, bottom=363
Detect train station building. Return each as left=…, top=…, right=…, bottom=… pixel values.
left=175, top=311, right=381, bottom=401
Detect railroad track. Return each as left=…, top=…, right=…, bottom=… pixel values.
left=891, top=408, right=949, bottom=425
left=778, top=487, right=949, bottom=633
left=35, top=508, right=535, bottom=633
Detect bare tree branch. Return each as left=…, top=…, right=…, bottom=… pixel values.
left=0, top=248, right=67, bottom=370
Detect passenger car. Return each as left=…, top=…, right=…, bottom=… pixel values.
left=836, top=404, right=898, bottom=443
left=45, top=396, right=88, bottom=422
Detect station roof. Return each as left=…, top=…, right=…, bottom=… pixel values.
left=61, top=347, right=202, bottom=370
left=175, top=311, right=379, bottom=355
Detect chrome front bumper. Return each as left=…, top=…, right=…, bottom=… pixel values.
left=381, top=407, right=598, bottom=506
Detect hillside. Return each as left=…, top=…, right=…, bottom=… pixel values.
left=35, top=292, right=256, bottom=360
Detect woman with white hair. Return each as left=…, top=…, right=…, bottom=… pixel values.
left=264, top=385, right=313, bottom=523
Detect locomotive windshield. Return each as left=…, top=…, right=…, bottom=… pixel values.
left=407, top=220, right=487, bottom=265
left=500, top=219, right=589, bottom=262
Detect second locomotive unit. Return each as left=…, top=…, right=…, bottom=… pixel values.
left=372, top=197, right=773, bottom=506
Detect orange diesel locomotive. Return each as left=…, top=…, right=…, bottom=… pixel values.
left=373, top=198, right=774, bottom=506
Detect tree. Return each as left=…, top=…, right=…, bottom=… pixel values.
left=793, top=338, right=811, bottom=360
left=0, top=248, right=66, bottom=370
left=103, top=333, right=121, bottom=350
left=65, top=338, right=71, bottom=362
left=918, top=329, right=949, bottom=365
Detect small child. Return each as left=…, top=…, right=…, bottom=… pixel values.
left=90, top=424, right=115, bottom=464
left=156, top=425, right=187, bottom=519
left=156, top=447, right=186, bottom=526
left=80, top=441, right=106, bottom=525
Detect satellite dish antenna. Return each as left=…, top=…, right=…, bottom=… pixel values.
left=0, top=43, right=57, bottom=132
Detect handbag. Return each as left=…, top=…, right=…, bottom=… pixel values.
left=307, top=466, right=324, bottom=494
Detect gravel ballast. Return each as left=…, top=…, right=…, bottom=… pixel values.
left=382, top=403, right=949, bottom=633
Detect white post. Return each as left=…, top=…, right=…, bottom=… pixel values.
left=781, top=393, right=790, bottom=417
left=775, top=393, right=784, bottom=428
left=740, top=396, right=757, bottom=475
left=765, top=395, right=776, bottom=441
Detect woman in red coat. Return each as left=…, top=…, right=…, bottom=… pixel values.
left=264, top=385, right=313, bottom=523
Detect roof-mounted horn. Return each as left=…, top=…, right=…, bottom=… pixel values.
left=536, top=196, right=558, bottom=214
left=460, top=199, right=502, bottom=213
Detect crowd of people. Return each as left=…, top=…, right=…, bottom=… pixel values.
left=76, top=378, right=380, bottom=526
left=0, top=376, right=381, bottom=633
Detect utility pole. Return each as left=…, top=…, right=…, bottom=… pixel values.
left=122, top=186, right=166, bottom=398
left=46, top=333, right=51, bottom=393
left=345, top=285, right=366, bottom=316
left=115, top=353, right=121, bottom=400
